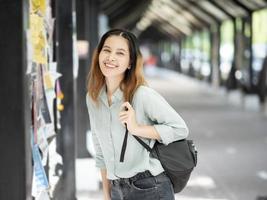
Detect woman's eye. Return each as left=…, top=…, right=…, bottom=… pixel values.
left=102, top=49, right=110, bottom=53
left=117, top=52, right=124, bottom=56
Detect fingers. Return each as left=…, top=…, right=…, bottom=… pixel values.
left=119, top=102, right=138, bottom=132
left=120, top=102, right=132, bottom=111
left=119, top=116, right=128, bottom=125
left=119, top=113, right=128, bottom=119
left=119, top=102, right=133, bottom=126
left=119, top=111, right=128, bottom=126
left=119, top=111, right=128, bottom=117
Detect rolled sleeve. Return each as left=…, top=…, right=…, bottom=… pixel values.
left=141, top=87, right=189, bottom=145
left=86, top=94, right=106, bottom=169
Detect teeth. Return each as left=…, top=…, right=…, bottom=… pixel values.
left=105, top=63, right=116, bottom=68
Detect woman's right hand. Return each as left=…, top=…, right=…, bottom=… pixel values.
left=104, top=194, right=111, bottom=200
left=100, top=169, right=111, bottom=200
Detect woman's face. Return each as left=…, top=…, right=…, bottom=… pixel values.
left=98, top=35, right=131, bottom=80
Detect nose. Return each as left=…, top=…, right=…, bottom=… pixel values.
left=107, top=53, right=116, bottom=62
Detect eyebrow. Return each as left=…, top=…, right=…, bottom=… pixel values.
left=102, top=45, right=111, bottom=49
left=102, top=45, right=127, bottom=52
left=117, top=48, right=127, bottom=52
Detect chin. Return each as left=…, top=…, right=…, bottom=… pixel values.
left=104, top=73, right=124, bottom=79
left=102, top=72, right=118, bottom=77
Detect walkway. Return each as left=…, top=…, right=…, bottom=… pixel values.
left=76, top=67, right=267, bottom=200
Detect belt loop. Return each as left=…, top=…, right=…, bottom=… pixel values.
left=125, top=178, right=130, bottom=186
left=156, top=173, right=160, bottom=184
left=110, top=179, right=116, bottom=186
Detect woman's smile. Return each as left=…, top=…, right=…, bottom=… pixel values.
left=104, top=61, right=118, bottom=68
left=99, top=35, right=130, bottom=78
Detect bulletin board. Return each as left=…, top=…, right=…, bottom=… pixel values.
left=28, top=0, right=64, bottom=199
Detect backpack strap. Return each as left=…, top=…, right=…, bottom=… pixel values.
left=119, top=128, right=128, bottom=162
left=133, top=135, right=153, bottom=152
left=119, top=127, right=153, bottom=162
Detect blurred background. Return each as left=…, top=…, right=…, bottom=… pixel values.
left=1, top=0, right=267, bottom=200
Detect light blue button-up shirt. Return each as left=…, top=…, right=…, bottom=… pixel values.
left=86, top=85, right=189, bottom=180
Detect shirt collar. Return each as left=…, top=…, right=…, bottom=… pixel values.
left=99, top=85, right=124, bottom=107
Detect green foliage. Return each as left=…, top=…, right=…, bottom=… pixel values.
left=221, top=20, right=234, bottom=44
left=252, top=8, right=267, bottom=44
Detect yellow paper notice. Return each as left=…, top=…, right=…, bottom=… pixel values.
left=31, top=0, right=46, bottom=15
left=30, top=14, right=47, bottom=64
left=43, top=72, right=54, bottom=90
left=30, top=14, right=43, bottom=43
left=33, top=33, right=47, bottom=64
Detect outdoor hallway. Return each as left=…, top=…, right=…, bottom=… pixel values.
left=76, top=67, right=267, bottom=200
left=2, top=0, right=267, bottom=199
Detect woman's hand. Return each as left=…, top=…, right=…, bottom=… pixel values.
left=119, top=102, right=139, bottom=133
left=100, top=169, right=111, bottom=200
left=119, top=102, right=161, bottom=140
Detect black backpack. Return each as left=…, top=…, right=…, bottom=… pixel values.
left=120, top=129, right=197, bottom=193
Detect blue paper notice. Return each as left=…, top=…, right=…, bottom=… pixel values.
left=32, top=144, right=49, bottom=189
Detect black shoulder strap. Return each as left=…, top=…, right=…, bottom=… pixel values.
left=133, top=135, right=153, bottom=152
left=120, top=127, right=153, bottom=162
left=119, top=128, right=128, bottom=162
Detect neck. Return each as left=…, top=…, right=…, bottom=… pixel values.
left=105, top=77, right=123, bottom=96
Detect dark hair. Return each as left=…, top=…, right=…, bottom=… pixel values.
left=87, top=29, right=146, bottom=103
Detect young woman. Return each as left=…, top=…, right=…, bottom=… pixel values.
left=86, top=29, right=189, bottom=200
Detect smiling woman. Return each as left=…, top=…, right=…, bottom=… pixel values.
left=99, top=35, right=131, bottom=79
left=86, top=29, right=189, bottom=200
left=87, top=29, right=145, bottom=104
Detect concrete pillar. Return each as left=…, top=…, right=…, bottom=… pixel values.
left=210, top=24, right=221, bottom=88
left=55, top=0, right=77, bottom=199
left=75, top=0, right=99, bottom=158
left=0, top=0, right=32, bottom=199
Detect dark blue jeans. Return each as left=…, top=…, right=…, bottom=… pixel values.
left=110, top=171, right=175, bottom=200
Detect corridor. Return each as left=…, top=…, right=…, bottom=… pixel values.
left=76, top=67, right=267, bottom=200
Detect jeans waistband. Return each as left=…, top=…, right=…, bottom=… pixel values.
left=110, top=170, right=154, bottom=186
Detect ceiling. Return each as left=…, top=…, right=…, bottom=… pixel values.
left=99, top=0, right=267, bottom=41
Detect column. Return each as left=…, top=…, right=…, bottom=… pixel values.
left=55, top=0, right=77, bottom=199
left=0, top=0, right=31, bottom=200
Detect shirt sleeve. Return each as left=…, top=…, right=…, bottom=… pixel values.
left=141, top=87, right=189, bottom=145
left=86, top=94, right=106, bottom=169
